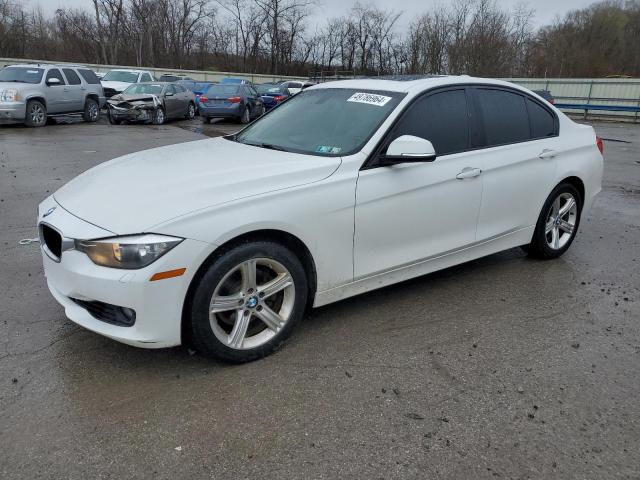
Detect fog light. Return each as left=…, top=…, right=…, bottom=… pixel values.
left=120, top=307, right=136, bottom=322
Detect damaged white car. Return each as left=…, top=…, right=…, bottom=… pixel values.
left=107, top=82, right=196, bottom=125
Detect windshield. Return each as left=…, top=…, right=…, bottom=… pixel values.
left=235, top=88, right=405, bottom=156
left=102, top=71, right=139, bottom=83
left=123, top=84, right=163, bottom=95
left=256, top=84, right=283, bottom=94
left=206, top=85, right=240, bottom=96
left=0, top=67, right=44, bottom=84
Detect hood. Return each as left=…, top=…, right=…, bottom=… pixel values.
left=54, top=138, right=341, bottom=234
left=101, top=80, right=131, bottom=92
left=108, top=94, right=160, bottom=107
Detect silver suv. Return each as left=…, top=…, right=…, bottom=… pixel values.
left=0, top=64, right=106, bottom=127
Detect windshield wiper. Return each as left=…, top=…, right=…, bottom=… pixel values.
left=240, top=141, right=287, bottom=152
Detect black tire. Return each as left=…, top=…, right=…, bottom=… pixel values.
left=239, top=105, right=251, bottom=124
left=107, top=109, right=121, bottom=125
left=152, top=107, right=165, bottom=125
left=524, top=182, right=582, bottom=259
left=83, top=98, right=100, bottom=123
left=24, top=100, right=47, bottom=127
left=188, top=241, right=308, bottom=363
left=185, top=102, right=196, bottom=120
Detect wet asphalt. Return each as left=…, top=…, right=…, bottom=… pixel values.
left=0, top=115, right=639, bottom=479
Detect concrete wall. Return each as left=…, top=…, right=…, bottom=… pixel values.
left=0, top=57, right=308, bottom=83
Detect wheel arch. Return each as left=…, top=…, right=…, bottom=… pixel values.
left=85, top=93, right=99, bottom=104
left=558, top=175, right=585, bottom=206
left=26, top=95, right=47, bottom=108
left=181, top=228, right=318, bottom=344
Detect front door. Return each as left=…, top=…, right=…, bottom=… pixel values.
left=354, top=88, right=483, bottom=278
left=44, top=68, right=67, bottom=114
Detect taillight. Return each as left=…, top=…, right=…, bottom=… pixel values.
left=228, top=97, right=241, bottom=103
left=273, top=95, right=284, bottom=102
left=549, top=98, right=555, bottom=105
left=596, top=136, right=604, bottom=155
left=199, top=95, right=207, bottom=103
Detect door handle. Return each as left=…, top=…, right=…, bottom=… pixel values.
left=456, top=167, right=482, bottom=180
left=538, top=149, right=557, bottom=159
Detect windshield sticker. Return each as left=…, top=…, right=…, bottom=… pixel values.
left=316, top=146, right=342, bottom=154
left=27, top=70, right=40, bottom=74
left=347, top=92, right=392, bottom=107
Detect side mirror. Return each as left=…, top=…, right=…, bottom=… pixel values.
left=165, top=91, right=174, bottom=97
left=46, top=77, right=61, bottom=86
left=381, top=135, right=437, bottom=164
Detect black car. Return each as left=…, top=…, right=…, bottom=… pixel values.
left=255, top=83, right=290, bottom=110
left=533, top=90, right=555, bottom=105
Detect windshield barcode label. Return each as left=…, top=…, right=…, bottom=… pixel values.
left=347, top=92, right=392, bottom=107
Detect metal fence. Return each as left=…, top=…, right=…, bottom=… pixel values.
left=507, top=78, right=640, bottom=121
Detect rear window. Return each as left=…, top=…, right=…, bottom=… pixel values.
left=0, top=67, right=44, bottom=84
left=78, top=69, right=101, bottom=84
left=62, top=68, right=81, bottom=85
left=527, top=98, right=556, bottom=138
left=476, top=89, right=530, bottom=146
left=206, top=85, right=240, bottom=96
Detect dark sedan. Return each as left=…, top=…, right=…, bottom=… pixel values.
left=107, top=82, right=196, bottom=125
left=198, top=84, right=264, bottom=124
left=256, top=83, right=290, bottom=110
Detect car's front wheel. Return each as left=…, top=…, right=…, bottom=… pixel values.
left=188, top=241, right=308, bottom=363
left=240, top=106, right=251, bottom=124
left=152, top=107, right=165, bottom=125
left=25, top=100, right=47, bottom=127
left=524, top=183, right=582, bottom=259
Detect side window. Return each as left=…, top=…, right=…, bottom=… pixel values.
left=167, top=85, right=176, bottom=94
left=390, top=89, right=470, bottom=156
left=46, top=68, right=66, bottom=85
left=62, top=68, right=81, bottom=85
left=527, top=98, right=556, bottom=138
left=78, top=69, right=100, bottom=84
left=476, top=89, right=529, bottom=146
left=141, top=73, right=152, bottom=82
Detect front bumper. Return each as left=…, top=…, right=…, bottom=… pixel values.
left=38, top=196, right=213, bottom=348
left=108, top=105, right=155, bottom=122
left=0, top=101, right=26, bottom=123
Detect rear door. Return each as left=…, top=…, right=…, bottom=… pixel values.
left=61, top=68, right=84, bottom=112
left=354, top=88, right=483, bottom=278
left=471, top=87, right=560, bottom=240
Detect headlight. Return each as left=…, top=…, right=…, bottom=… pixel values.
left=75, top=234, right=183, bottom=269
left=0, top=89, right=18, bottom=102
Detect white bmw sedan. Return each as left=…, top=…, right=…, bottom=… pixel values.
left=38, top=76, right=603, bottom=362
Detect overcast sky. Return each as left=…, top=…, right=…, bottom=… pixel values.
left=30, top=0, right=594, bottom=30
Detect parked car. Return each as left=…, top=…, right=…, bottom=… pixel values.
left=37, top=76, right=603, bottom=363
left=107, top=82, right=196, bottom=125
left=278, top=80, right=306, bottom=95
left=199, top=83, right=264, bottom=123
left=533, top=89, right=555, bottom=105
left=178, top=80, right=216, bottom=109
left=0, top=64, right=105, bottom=127
left=255, top=82, right=289, bottom=110
left=101, top=69, right=155, bottom=98
left=159, top=74, right=194, bottom=82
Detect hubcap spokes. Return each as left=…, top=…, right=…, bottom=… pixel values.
left=545, top=193, right=577, bottom=250
left=209, top=258, right=295, bottom=350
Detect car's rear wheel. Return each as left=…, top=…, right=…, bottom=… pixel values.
left=524, top=183, right=582, bottom=259
left=152, top=107, right=165, bottom=125
left=83, top=98, right=99, bottom=123
left=25, top=100, right=46, bottom=127
left=185, top=102, right=196, bottom=120
left=240, top=106, right=251, bottom=124
left=188, top=241, right=308, bottom=363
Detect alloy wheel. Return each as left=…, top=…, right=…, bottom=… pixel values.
left=545, top=192, right=578, bottom=250
left=209, top=258, right=295, bottom=350
left=30, top=104, right=45, bottom=125
left=88, top=102, right=98, bottom=121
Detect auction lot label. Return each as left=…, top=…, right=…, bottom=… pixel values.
left=347, top=92, right=392, bottom=107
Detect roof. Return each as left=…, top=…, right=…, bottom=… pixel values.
left=310, top=75, right=526, bottom=94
